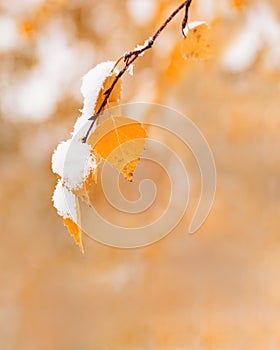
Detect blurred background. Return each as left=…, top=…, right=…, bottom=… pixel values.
left=1, top=0, right=280, bottom=349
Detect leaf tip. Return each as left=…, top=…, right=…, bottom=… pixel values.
left=63, top=217, right=84, bottom=254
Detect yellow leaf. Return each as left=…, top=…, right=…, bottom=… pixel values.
left=63, top=197, right=84, bottom=253
left=88, top=67, right=122, bottom=185
left=94, top=74, right=122, bottom=114
left=84, top=167, right=97, bottom=193
left=80, top=150, right=98, bottom=195
left=87, top=116, right=146, bottom=181
left=122, top=159, right=140, bottom=182
left=182, top=22, right=211, bottom=60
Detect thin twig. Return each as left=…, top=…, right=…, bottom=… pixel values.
left=82, top=0, right=193, bottom=143
left=182, top=2, right=191, bottom=37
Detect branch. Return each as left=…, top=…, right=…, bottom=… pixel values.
left=82, top=0, right=193, bottom=143
left=182, top=2, right=191, bottom=37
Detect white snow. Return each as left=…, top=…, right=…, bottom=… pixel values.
left=222, top=3, right=280, bottom=72
left=52, top=179, right=77, bottom=223
left=72, top=115, right=93, bottom=137
left=135, top=44, right=146, bottom=55
left=52, top=138, right=97, bottom=191
left=80, top=61, right=115, bottom=119
left=51, top=59, right=119, bottom=200
left=134, top=37, right=153, bottom=56
left=52, top=139, right=71, bottom=178
left=183, top=21, right=207, bottom=37
left=128, top=64, right=134, bottom=76
left=71, top=60, right=117, bottom=137
left=52, top=59, right=121, bottom=214
left=126, top=0, right=157, bottom=26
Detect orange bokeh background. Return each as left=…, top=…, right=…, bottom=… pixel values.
left=1, top=0, right=280, bottom=348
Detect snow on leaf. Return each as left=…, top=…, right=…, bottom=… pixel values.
left=182, top=21, right=211, bottom=60
left=72, top=61, right=122, bottom=138
left=63, top=197, right=83, bottom=253
left=52, top=60, right=124, bottom=251
left=87, top=116, right=146, bottom=181
left=52, top=138, right=97, bottom=191
left=53, top=180, right=77, bottom=220
left=63, top=218, right=83, bottom=253
left=72, top=61, right=118, bottom=138
left=80, top=61, right=116, bottom=119
left=128, top=64, right=134, bottom=76
left=94, top=73, right=122, bottom=114
left=52, top=180, right=84, bottom=252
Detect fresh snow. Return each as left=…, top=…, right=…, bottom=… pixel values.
left=72, top=115, right=92, bottom=137
left=71, top=61, right=116, bottom=137
left=52, top=179, right=77, bottom=223
left=52, top=139, right=71, bottom=178
left=128, top=64, right=134, bottom=76
left=80, top=61, right=115, bottom=119
left=133, top=37, right=153, bottom=56
left=183, top=21, right=207, bottom=37
left=52, top=138, right=96, bottom=191
left=52, top=60, right=117, bottom=217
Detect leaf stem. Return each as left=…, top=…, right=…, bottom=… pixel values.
left=82, top=0, right=193, bottom=143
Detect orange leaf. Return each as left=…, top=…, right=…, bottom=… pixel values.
left=87, top=116, right=146, bottom=181
left=63, top=197, right=84, bottom=253
left=182, top=22, right=211, bottom=60
left=94, top=74, right=122, bottom=114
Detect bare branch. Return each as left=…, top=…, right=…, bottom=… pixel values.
left=182, top=2, right=191, bottom=37
left=82, top=0, right=193, bottom=143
